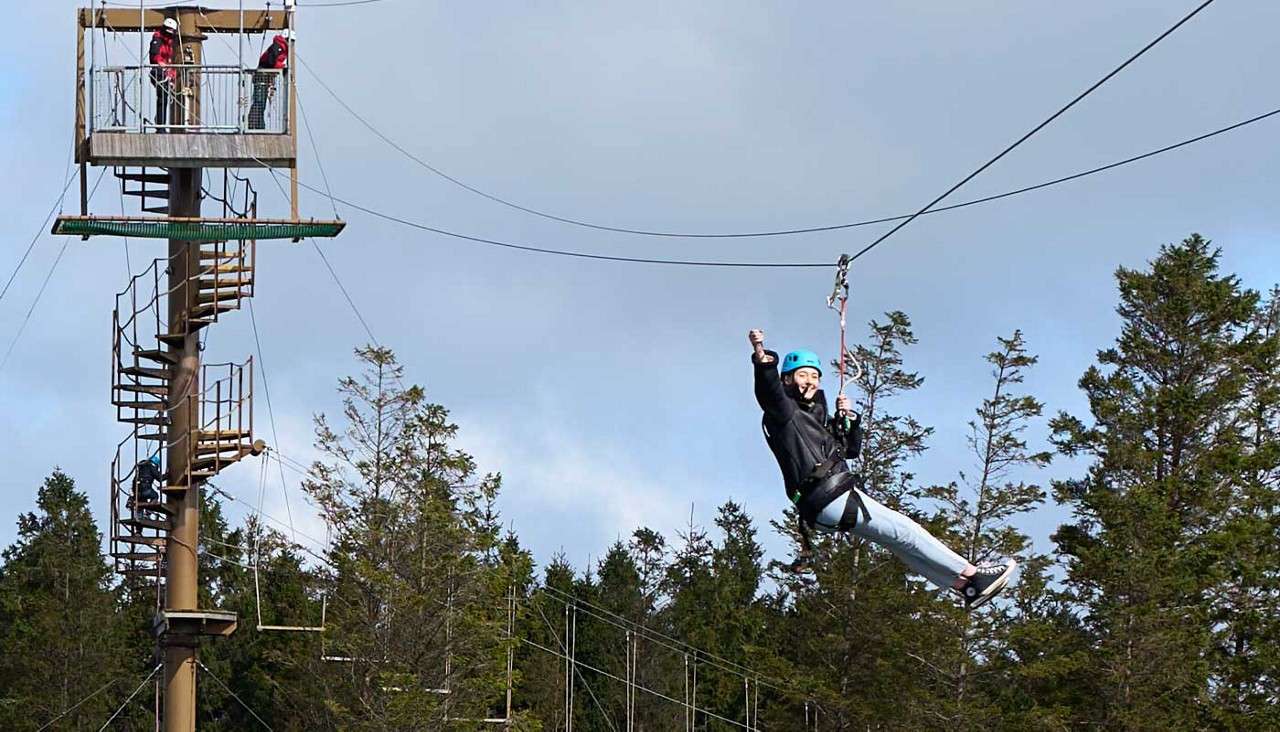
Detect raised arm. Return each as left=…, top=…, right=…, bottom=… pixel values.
left=749, top=329, right=794, bottom=422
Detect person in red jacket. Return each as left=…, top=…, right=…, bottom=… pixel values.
left=248, top=31, right=292, bottom=130
left=148, top=18, right=180, bottom=127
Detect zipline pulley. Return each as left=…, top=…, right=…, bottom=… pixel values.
left=827, top=254, right=862, bottom=396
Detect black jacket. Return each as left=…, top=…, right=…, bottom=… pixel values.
left=134, top=460, right=161, bottom=491
left=754, top=350, right=862, bottom=521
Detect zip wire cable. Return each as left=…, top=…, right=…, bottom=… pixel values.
left=253, top=455, right=271, bottom=628
left=101, top=0, right=398, bottom=6
left=278, top=83, right=1277, bottom=271
left=262, top=102, right=1280, bottom=269
left=247, top=298, right=299, bottom=543
left=310, top=241, right=383, bottom=339
left=0, top=241, right=71, bottom=373
left=251, top=153, right=385, bottom=337
left=296, top=86, right=340, bottom=218
left=210, top=483, right=336, bottom=571
left=0, top=157, right=77, bottom=302
left=34, top=677, right=121, bottom=732
left=533, top=600, right=622, bottom=732
left=1, top=167, right=110, bottom=373
left=96, top=664, right=161, bottom=732
left=299, top=1, right=1218, bottom=241
left=299, top=0, right=399, bottom=7
left=845, top=0, right=1219, bottom=265
left=269, top=166, right=830, bottom=267
left=197, top=660, right=274, bottom=731
left=539, top=584, right=800, bottom=697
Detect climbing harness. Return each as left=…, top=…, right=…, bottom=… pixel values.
left=826, top=253, right=862, bottom=403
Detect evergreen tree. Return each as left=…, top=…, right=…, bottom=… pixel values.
left=302, top=346, right=519, bottom=729
left=1205, top=284, right=1280, bottom=727
left=198, top=510, right=326, bottom=731
left=0, top=470, right=131, bottom=730
left=693, top=502, right=767, bottom=728
left=922, top=331, right=1054, bottom=728
left=568, top=543, right=639, bottom=731
left=514, top=554, right=575, bottom=731
left=1050, top=236, right=1267, bottom=728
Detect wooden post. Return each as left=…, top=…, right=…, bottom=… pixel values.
left=564, top=603, right=570, bottom=731
left=162, top=164, right=201, bottom=732
left=76, top=13, right=88, bottom=219
left=161, top=14, right=203, bottom=732
left=74, top=12, right=85, bottom=163
left=624, top=631, right=631, bottom=732
left=288, top=3, right=299, bottom=221
left=684, top=654, right=691, bottom=732
left=504, top=585, right=515, bottom=730
left=568, top=606, right=576, bottom=732
left=691, top=655, right=698, bottom=731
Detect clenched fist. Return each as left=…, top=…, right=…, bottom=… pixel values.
left=748, top=329, right=773, bottom=363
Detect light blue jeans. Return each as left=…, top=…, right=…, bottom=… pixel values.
left=814, top=488, right=969, bottom=589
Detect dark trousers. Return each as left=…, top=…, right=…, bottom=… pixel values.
left=153, top=77, right=174, bottom=128
left=248, top=73, right=274, bottom=130
left=134, top=479, right=159, bottom=505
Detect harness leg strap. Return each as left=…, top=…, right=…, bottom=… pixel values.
left=837, top=485, right=871, bottom=530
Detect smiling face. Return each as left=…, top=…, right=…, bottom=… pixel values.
left=783, top=366, right=821, bottom=401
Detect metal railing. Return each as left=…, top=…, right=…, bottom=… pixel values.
left=196, top=358, right=256, bottom=466
left=108, top=357, right=256, bottom=569
left=109, top=436, right=168, bottom=600
left=111, top=237, right=256, bottom=409
left=91, top=64, right=288, bottom=134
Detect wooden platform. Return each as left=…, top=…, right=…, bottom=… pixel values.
left=153, top=609, right=238, bottom=639
left=87, top=131, right=295, bottom=168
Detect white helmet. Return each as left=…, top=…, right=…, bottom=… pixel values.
left=163, top=18, right=178, bottom=33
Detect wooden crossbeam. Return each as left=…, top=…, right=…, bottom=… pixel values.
left=79, top=8, right=289, bottom=33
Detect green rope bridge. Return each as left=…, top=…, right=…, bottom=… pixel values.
left=52, top=216, right=345, bottom=241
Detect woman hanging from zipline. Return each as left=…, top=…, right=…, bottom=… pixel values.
left=748, top=328, right=1017, bottom=608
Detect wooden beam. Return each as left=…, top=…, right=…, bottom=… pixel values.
left=80, top=8, right=288, bottom=33
left=74, top=12, right=85, bottom=162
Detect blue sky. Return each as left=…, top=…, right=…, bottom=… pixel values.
left=1, top=1, right=1277, bottom=576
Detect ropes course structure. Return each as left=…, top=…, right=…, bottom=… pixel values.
left=209, top=450, right=817, bottom=728
left=523, top=586, right=805, bottom=731
left=11, top=1, right=1271, bottom=729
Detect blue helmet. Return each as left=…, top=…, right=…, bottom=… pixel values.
left=781, top=349, right=822, bottom=376
left=149, top=455, right=162, bottom=468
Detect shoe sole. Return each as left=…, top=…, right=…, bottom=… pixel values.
left=967, top=560, right=1017, bottom=609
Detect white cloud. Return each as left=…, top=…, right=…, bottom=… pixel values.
left=463, top=419, right=694, bottom=567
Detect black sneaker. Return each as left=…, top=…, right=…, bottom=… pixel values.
left=956, top=559, right=1017, bottom=609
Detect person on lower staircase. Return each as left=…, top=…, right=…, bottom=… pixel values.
left=748, top=329, right=1017, bottom=608
left=130, top=454, right=163, bottom=512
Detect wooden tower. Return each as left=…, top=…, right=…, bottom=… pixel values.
left=56, top=5, right=343, bottom=730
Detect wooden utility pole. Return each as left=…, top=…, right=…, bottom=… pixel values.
left=162, top=13, right=203, bottom=730
left=163, top=166, right=201, bottom=732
